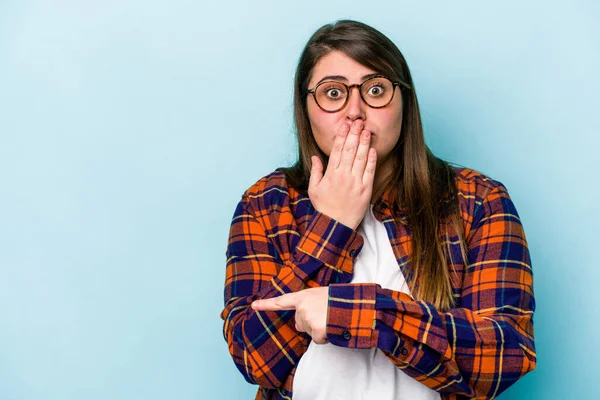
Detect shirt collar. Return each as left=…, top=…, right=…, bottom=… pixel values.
left=373, top=185, right=409, bottom=221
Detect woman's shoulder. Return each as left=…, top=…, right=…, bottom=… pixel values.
left=240, top=169, right=291, bottom=197
left=238, top=169, right=304, bottom=212
left=452, top=165, right=508, bottom=200
left=452, top=166, right=509, bottom=214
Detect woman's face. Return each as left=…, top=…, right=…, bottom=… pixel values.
left=306, top=50, right=403, bottom=170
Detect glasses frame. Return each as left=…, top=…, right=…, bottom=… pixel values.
left=306, top=74, right=412, bottom=113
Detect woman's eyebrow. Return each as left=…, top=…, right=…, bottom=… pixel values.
left=316, top=73, right=380, bottom=85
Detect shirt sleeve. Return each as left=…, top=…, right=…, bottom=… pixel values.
left=220, top=193, right=364, bottom=389
left=325, top=184, right=536, bottom=398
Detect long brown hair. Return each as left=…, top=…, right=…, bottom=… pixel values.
left=276, top=20, right=468, bottom=311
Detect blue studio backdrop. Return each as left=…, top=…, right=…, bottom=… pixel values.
left=0, top=1, right=598, bottom=399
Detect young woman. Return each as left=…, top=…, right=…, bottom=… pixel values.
left=220, top=20, right=536, bottom=400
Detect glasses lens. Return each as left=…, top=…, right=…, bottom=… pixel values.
left=315, top=81, right=348, bottom=112
left=361, top=77, right=394, bottom=108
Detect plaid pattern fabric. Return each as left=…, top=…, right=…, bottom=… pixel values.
left=220, top=167, right=536, bottom=400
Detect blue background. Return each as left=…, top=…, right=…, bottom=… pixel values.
left=1, top=1, right=597, bottom=398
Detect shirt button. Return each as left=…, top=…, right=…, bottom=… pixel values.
left=342, top=330, right=352, bottom=340
left=349, top=249, right=356, bottom=257
left=400, top=347, right=408, bottom=356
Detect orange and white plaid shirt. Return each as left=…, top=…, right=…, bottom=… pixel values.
left=220, top=167, right=536, bottom=399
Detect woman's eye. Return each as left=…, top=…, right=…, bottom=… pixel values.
left=326, top=88, right=343, bottom=98
left=368, top=85, right=385, bottom=96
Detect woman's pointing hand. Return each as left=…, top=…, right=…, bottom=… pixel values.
left=251, top=287, right=330, bottom=345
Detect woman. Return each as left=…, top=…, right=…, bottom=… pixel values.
left=220, top=19, right=536, bottom=400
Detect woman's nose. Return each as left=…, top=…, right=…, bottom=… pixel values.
left=344, top=87, right=367, bottom=119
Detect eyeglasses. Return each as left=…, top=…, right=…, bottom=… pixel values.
left=306, top=75, right=411, bottom=113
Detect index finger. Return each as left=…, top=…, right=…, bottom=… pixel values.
left=251, top=292, right=299, bottom=311
left=326, top=123, right=350, bottom=170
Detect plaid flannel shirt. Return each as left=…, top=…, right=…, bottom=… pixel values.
left=220, top=167, right=536, bottom=399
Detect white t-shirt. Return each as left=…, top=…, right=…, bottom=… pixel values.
left=292, top=204, right=441, bottom=400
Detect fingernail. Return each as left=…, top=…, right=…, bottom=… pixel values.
left=341, top=124, right=349, bottom=131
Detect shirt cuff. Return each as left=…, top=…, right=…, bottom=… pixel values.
left=296, top=210, right=364, bottom=274
left=325, top=283, right=378, bottom=348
